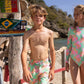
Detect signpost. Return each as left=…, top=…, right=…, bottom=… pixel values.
left=0, top=0, right=29, bottom=84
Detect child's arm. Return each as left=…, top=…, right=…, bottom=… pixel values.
left=49, top=31, right=55, bottom=81
left=21, top=32, right=32, bottom=82
left=66, top=28, right=72, bottom=72
left=66, top=28, right=72, bottom=63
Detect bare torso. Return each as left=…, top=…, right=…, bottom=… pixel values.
left=25, top=27, right=52, bottom=61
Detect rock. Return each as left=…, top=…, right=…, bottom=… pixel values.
left=0, top=37, right=9, bottom=45
left=43, top=21, right=51, bottom=28
left=20, top=0, right=28, bottom=17
left=44, top=21, right=68, bottom=38
left=53, top=32, right=60, bottom=38
left=56, top=46, right=67, bottom=52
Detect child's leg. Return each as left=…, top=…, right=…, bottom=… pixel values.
left=28, top=61, right=39, bottom=84
left=70, top=58, right=81, bottom=84
left=38, top=59, right=50, bottom=84
left=80, top=63, right=84, bottom=84
left=28, top=59, right=50, bottom=84
left=39, top=72, right=49, bottom=84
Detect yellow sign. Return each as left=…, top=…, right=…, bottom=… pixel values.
left=5, top=0, right=12, bottom=13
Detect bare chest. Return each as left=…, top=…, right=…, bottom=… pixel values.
left=29, top=32, right=49, bottom=45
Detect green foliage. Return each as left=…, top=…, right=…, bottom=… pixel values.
left=26, top=0, right=74, bottom=29
left=46, top=13, right=57, bottom=21
left=59, top=22, right=69, bottom=29
left=68, top=14, right=72, bottom=18
left=46, top=7, right=57, bottom=21
left=58, top=9, right=66, bottom=16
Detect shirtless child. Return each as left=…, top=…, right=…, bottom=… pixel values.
left=21, top=4, right=55, bottom=84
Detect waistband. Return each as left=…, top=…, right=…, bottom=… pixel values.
left=30, top=58, right=49, bottom=64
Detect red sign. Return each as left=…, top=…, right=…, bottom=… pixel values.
left=11, top=0, right=18, bottom=12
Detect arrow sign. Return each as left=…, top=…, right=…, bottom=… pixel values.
left=0, top=18, right=27, bottom=37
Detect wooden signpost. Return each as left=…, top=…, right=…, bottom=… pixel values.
left=0, top=0, right=26, bottom=37
left=0, top=0, right=29, bottom=84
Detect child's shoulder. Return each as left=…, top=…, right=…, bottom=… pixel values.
left=24, top=28, right=33, bottom=37
left=68, top=26, right=74, bottom=32
left=44, top=27, right=53, bottom=34
left=68, top=26, right=74, bottom=30
left=68, top=26, right=75, bottom=35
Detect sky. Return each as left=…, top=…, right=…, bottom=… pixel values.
left=43, top=0, right=84, bottom=17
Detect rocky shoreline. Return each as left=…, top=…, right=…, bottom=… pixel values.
left=44, top=21, right=68, bottom=38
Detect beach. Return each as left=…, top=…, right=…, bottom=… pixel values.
left=0, top=38, right=73, bottom=84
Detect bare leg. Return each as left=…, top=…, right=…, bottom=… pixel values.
left=70, top=58, right=81, bottom=84
left=80, top=63, right=84, bottom=84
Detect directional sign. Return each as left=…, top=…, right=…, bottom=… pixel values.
left=0, top=0, right=19, bottom=13
left=0, top=18, right=21, bottom=30
left=0, top=18, right=27, bottom=37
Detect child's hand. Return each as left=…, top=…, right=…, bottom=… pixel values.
left=49, top=69, right=54, bottom=81
left=65, top=63, right=69, bottom=72
left=23, top=69, right=32, bottom=82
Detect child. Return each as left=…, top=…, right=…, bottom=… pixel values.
left=66, top=5, right=84, bottom=84
left=21, top=4, right=55, bottom=84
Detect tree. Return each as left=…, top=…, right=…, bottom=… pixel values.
left=68, top=14, right=72, bottom=18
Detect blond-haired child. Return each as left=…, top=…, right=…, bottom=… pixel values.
left=21, top=4, right=55, bottom=84
left=66, top=5, right=84, bottom=84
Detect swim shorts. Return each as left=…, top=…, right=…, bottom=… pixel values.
left=28, top=58, right=50, bottom=84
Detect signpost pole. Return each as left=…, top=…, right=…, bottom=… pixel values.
left=8, top=0, right=23, bottom=84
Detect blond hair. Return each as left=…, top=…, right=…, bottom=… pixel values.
left=29, top=4, right=48, bottom=17
left=74, top=5, right=84, bottom=14
left=74, top=5, right=84, bottom=29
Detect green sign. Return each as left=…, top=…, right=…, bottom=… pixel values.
left=0, top=18, right=21, bottom=30
left=0, top=18, right=27, bottom=37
